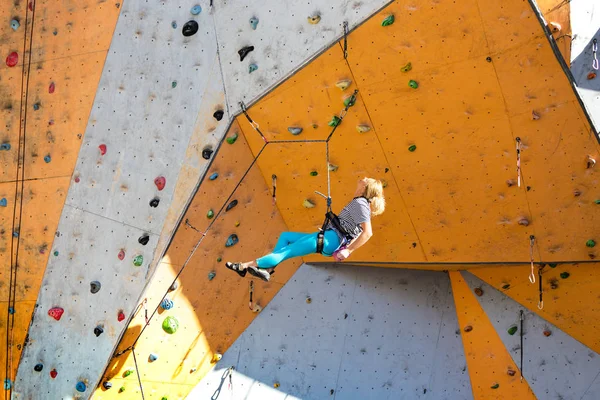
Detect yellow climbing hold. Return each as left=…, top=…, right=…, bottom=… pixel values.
left=335, top=79, right=352, bottom=90
left=356, top=125, right=371, bottom=133
left=307, top=15, right=321, bottom=24
left=211, top=353, right=222, bottom=364
left=400, top=62, right=412, bottom=72
left=274, top=382, right=280, bottom=388
left=303, top=199, right=316, bottom=208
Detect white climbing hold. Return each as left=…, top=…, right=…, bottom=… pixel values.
left=335, top=79, right=352, bottom=90
left=356, top=125, right=371, bottom=133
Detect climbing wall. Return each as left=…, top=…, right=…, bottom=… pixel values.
left=0, top=0, right=121, bottom=394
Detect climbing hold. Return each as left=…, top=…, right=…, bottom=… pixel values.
left=463, top=325, right=473, bottom=332
left=118, top=311, right=125, bottom=322
left=50, top=369, right=58, bottom=379
left=274, top=382, right=280, bottom=388
left=171, top=81, right=177, bottom=88
left=249, top=63, right=258, bottom=73
left=234, top=221, right=240, bottom=227
left=310, top=171, right=318, bottom=177
left=171, top=21, right=177, bottom=29
left=307, top=15, right=321, bottom=24
left=169, top=281, right=179, bottom=291
left=328, top=163, right=339, bottom=172
left=250, top=17, right=259, bottom=30
left=149, top=353, right=159, bottom=362
left=0, top=143, right=11, bottom=150
left=162, top=316, right=179, bottom=334
left=149, top=198, right=160, bottom=208
left=335, top=79, right=352, bottom=90
left=123, top=369, right=134, bottom=378
left=8, top=307, right=14, bottom=315
left=48, top=307, right=64, bottom=321
left=343, top=95, right=356, bottom=107
left=491, top=383, right=499, bottom=389
left=13, top=231, right=18, bottom=238
left=10, top=19, right=20, bottom=31
left=306, top=297, right=312, bottom=304
left=408, top=145, right=417, bottom=152
left=588, top=72, right=597, bottom=80
left=507, top=369, right=516, bottom=377
left=238, top=46, right=254, bottom=62
left=474, top=288, right=483, bottom=296
left=44, top=155, right=51, bottom=163
left=209, top=172, right=219, bottom=181
left=154, top=176, right=166, bottom=191
left=133, top=255, right=143, bottom=267
left=574, top=189, right=582, bottom=197
left=119, top=387, right=125, bottom=393
left=190, top=5, right=202, bottom=15
left=303, top=199, right=316, bottom=208
left=587, top=239, right=596, bottom=248
left=202, top=147, right=213, bottom=160
left=94, top=326, right=104, bottom=337
left=76, top=382, right=87, bottom=392
left=226, top=132, right=238, bottom=145
left=549, top=263, right=558, bottom=268
left=356, top=124, right=371, bottom=133
left=34, top=363, right=43, bottom=372
left=0, top=198, right=6, bottom=207
left=98, top=144, right=107, bottom=155
left=33, top=103, right=40, bottom=111
left=548, top=21, right=561, bottom=33
left=312, top=124, right=318, bottom=129
left=138, top=234, right=150, bottom=245
left=217, top=256, right=222, bottom=262
left=161, top=298, right=174, bottom=310
left=543, top=330, right=552, bottom=337
left=507, top=325, right=518, bottom=335
left=6, top=52, right=18, bottom=67
left=531, top=110, right=540, bottom=120
left=90, top=281, right=101, bottom=294
left=287, top=127, right=303, bottom=135
left=400, top=62, right=412, bottom=72
left=408, top=80, right=419, bottom=89
left=210, top=353, right=222, bottom=363
left=48, top=82, right=55, bottom=94
left=207, top=209, right=214, bottom=219
left=381, top=15, right=395, bottom=26
left=182, top=21, right=199, bottom=36
left=560, top=272, right=570, bottom=279
left=53, top=250, right=59, bottom=256
left=4, top=379, right=11, bottom=390
left=103, top=382, right=112, bottom=390
left=328, top=116, right=341, bottom=127
left=225, top=234, right=239, bottom=247
left=213, top=110, right=224, bottom=121
left=518, top=218, right=529, bottom=226
left=587, top=155, right=596, bottom=169
left=118, top=250, right=125, bottom=260
left=226, top=199, right=238, bottom=212
left=502, top=283, right=510, bottom=290
left=74, top=176, right=80, bottom=183
left=208, top=271, right=216, bottom=281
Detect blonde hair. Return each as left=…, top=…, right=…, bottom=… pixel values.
left=363, top=178, right=386, bottom=216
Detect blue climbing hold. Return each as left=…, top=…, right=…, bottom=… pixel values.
left=1, top=143, right=11, bottom=150
left=249, top=64, right=258, bottom=73
left=4, top=379, right=11, bottom=390
left=44, top=155, right=51, bottom=163
left=250, top=17, right=259, bottom=30
left=149, top=353, right=159, bottom=362
left=12, top=231, right=18, bottom=238
left=171, top=21, right=177, bottom=29
left=76, top=381, right=87, bottom=392
left=225, top=234, right=239, bottom=248
left=33, top=103, right=40, bottom=111
left=209, top=172, right=219, bottom=181
left=190, top=5, right=202, bottom=15
left=8, top=307, right=14, bottom=315
left=10, top=19, right=20, bottom=31
left=161, top=298, right=174, bottom=310
left=0, top=198, right=7, bottom=207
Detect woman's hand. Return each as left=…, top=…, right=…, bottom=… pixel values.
left=334, top=248, right=351, bottom=262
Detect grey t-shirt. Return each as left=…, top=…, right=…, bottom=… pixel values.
left=328, top=197, right=371, bottom=242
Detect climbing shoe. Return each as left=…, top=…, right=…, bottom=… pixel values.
left=225, top=262, right=246, bottom=278
left=247, top=266, right=270, bottom=282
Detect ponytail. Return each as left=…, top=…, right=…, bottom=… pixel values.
left=364, top=178, right=386, bottom=216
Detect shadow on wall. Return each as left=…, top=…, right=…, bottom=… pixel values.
left=571, top=28, right=599, bottom=91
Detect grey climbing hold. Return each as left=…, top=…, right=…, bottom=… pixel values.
left=169, top=281, right=179, bottom=291
left=161, top=298, right=174, bottom=310
left=287, top=127, right=303, bottom=135
left=182, top=20, right=199, bottom=36
left=208, top=271, right=216, bottom=281
left=103, top=382, right=112, bottom=390
left=90, top=281, right=101, bottom=294
left=0, top=143, right=11, bottom=150
left=249, top=63, right=258, bottom=73
left=250, top=17, right=259, bottom=30
left=94, top=326, right=104, bottom=337
left=33, top=103, right=40, bottom=111
left=190, top=5, right=202, bottom=15
left=34, top=363, right=43, bottom=372
left=10, top=19, right=20, bottom=31
left=76, top=381, right=87, bottom=392
left=44, top=155, right=51, bottom=163
left=225, top=234, right=239, bottom=247
left=0, top=198, right=7, bottom=207
left=226, top=199, right=238, bottom=212
left=209, top=172, right=219, bottom=181
left=238, top=46, right=254, bottom=62
left=202, top=147, right=213, bottom=160
left=149, top=353, right=159, bottom=362
left=149, top=198, right=160, bottom=208
left=213, top=110, right=224, bottom=121
left=328, top=163, right=339, bottom=172
left=138, top=234, right=150, bottom=245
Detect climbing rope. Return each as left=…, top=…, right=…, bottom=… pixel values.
left=537, top=265, right=545, bottom=309
left=519, top=310, right=524, bottom=382
left=343, top=21, right=349, bottom=59
left=516, top=137, right=522, bottom=188
left=131, top=347, right=146, bottom=400
left=240, top=102, right=268, bottom=143
left=593, top=38, right=598, bottom=71
left=528, top=235, right=536, bottom=283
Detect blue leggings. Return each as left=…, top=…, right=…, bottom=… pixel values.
left=256, top=230, right=342, bottom=269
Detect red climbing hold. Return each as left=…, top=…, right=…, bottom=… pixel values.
left=154, top=176, right=166, bottom=191
left=48, top=307, right=64, bottom=321
left=118, top=249, right=125, bottom=260
left=50, top=369, right=57, bottom=379
left=6, top=52, right=18, bottom=67
left=117, top=311, right=125, bottom=322
left=99, top=144, right=107, bottom=155
left=48, top=82, right=55, bottom=94
left=28, top=1, right=34, bottom=11
left=74, top=176, right=80, bottom=183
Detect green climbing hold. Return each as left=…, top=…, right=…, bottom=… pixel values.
left=250, top=17, right=259, bottom=30
left=226, top=132, right=238, bottom=145
left=560, top=272, right=570, bottom=279
left=343, top=95, right=356, bottom=107
left=161, top=397, right=168, bottom=400
left=207, top=209, right=214, bottom=219
left=507, top=326, right=518, bottom=335
left=133, top=255, right=143, bottom=267
left=400, top=62, right=412, bottom=72
left=119, top=386, right=125, bottom=393
left=408, top=80, right=419, bottom=89
left=381, top=15, right=395, bottom=27
left=595, top=199, right=600, bottom=204
left=208, top=271, right=216, bottom=281
left=586, top=239, right=596, bottom=248
left=172, top=81, right=177, bottom=88
left=249, top=64, right=258, bottom=73
left=53, top=250, right=59, bottom=256
left=502, top=284, right=510, bottom=290
left=491, top=383, right=499, bottom=389
left=216, top=257, right=222, bottom=262
left=549, top=263, right=558, bottom=268
left=123, top=369, right=134, bottom=378
left=162, top=316, right=179, bottom=334
left=408, top=145, right=417, bottom=152
left=328, top=116, right=341, bottom=127
left=310, top=171, right=318, bottom=177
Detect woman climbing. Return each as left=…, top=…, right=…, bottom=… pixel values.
left=225, top=177, right=386, bottom=282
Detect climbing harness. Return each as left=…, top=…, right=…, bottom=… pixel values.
left=519, top=310, right=524, bottom=382
left=528, top=235, right=535, bottom=283
left=272, top=174, right=277, bottom=205
left=593, top=38, right=598, bottom=71
left=343, top=21, right=349, bottom=59
left=516, top=137, right=522, bottom=187
left=537, top=264, right=545, bottom=309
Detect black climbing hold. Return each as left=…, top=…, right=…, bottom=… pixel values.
left=90, top=281, right=101, bottom=294
left=238, top=46, right=254, bottom=62
left=103, top=382, right=112, bottom=390
left=182, top=20, right=199, bottom=37
left=34, top=363, right=43, bottom=372
left=226, top=199, right=238, bottom=212
left=486, top=56, right=492, bottom=62
left=138, top=234, right=150, bottom=246
left=94, top=326, right=104, bottom=337
left=149, top=198, right=160, bottom=208
left=213, top=110, right=224, bottom=121
left=202, top=147, right=213, bottom=160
